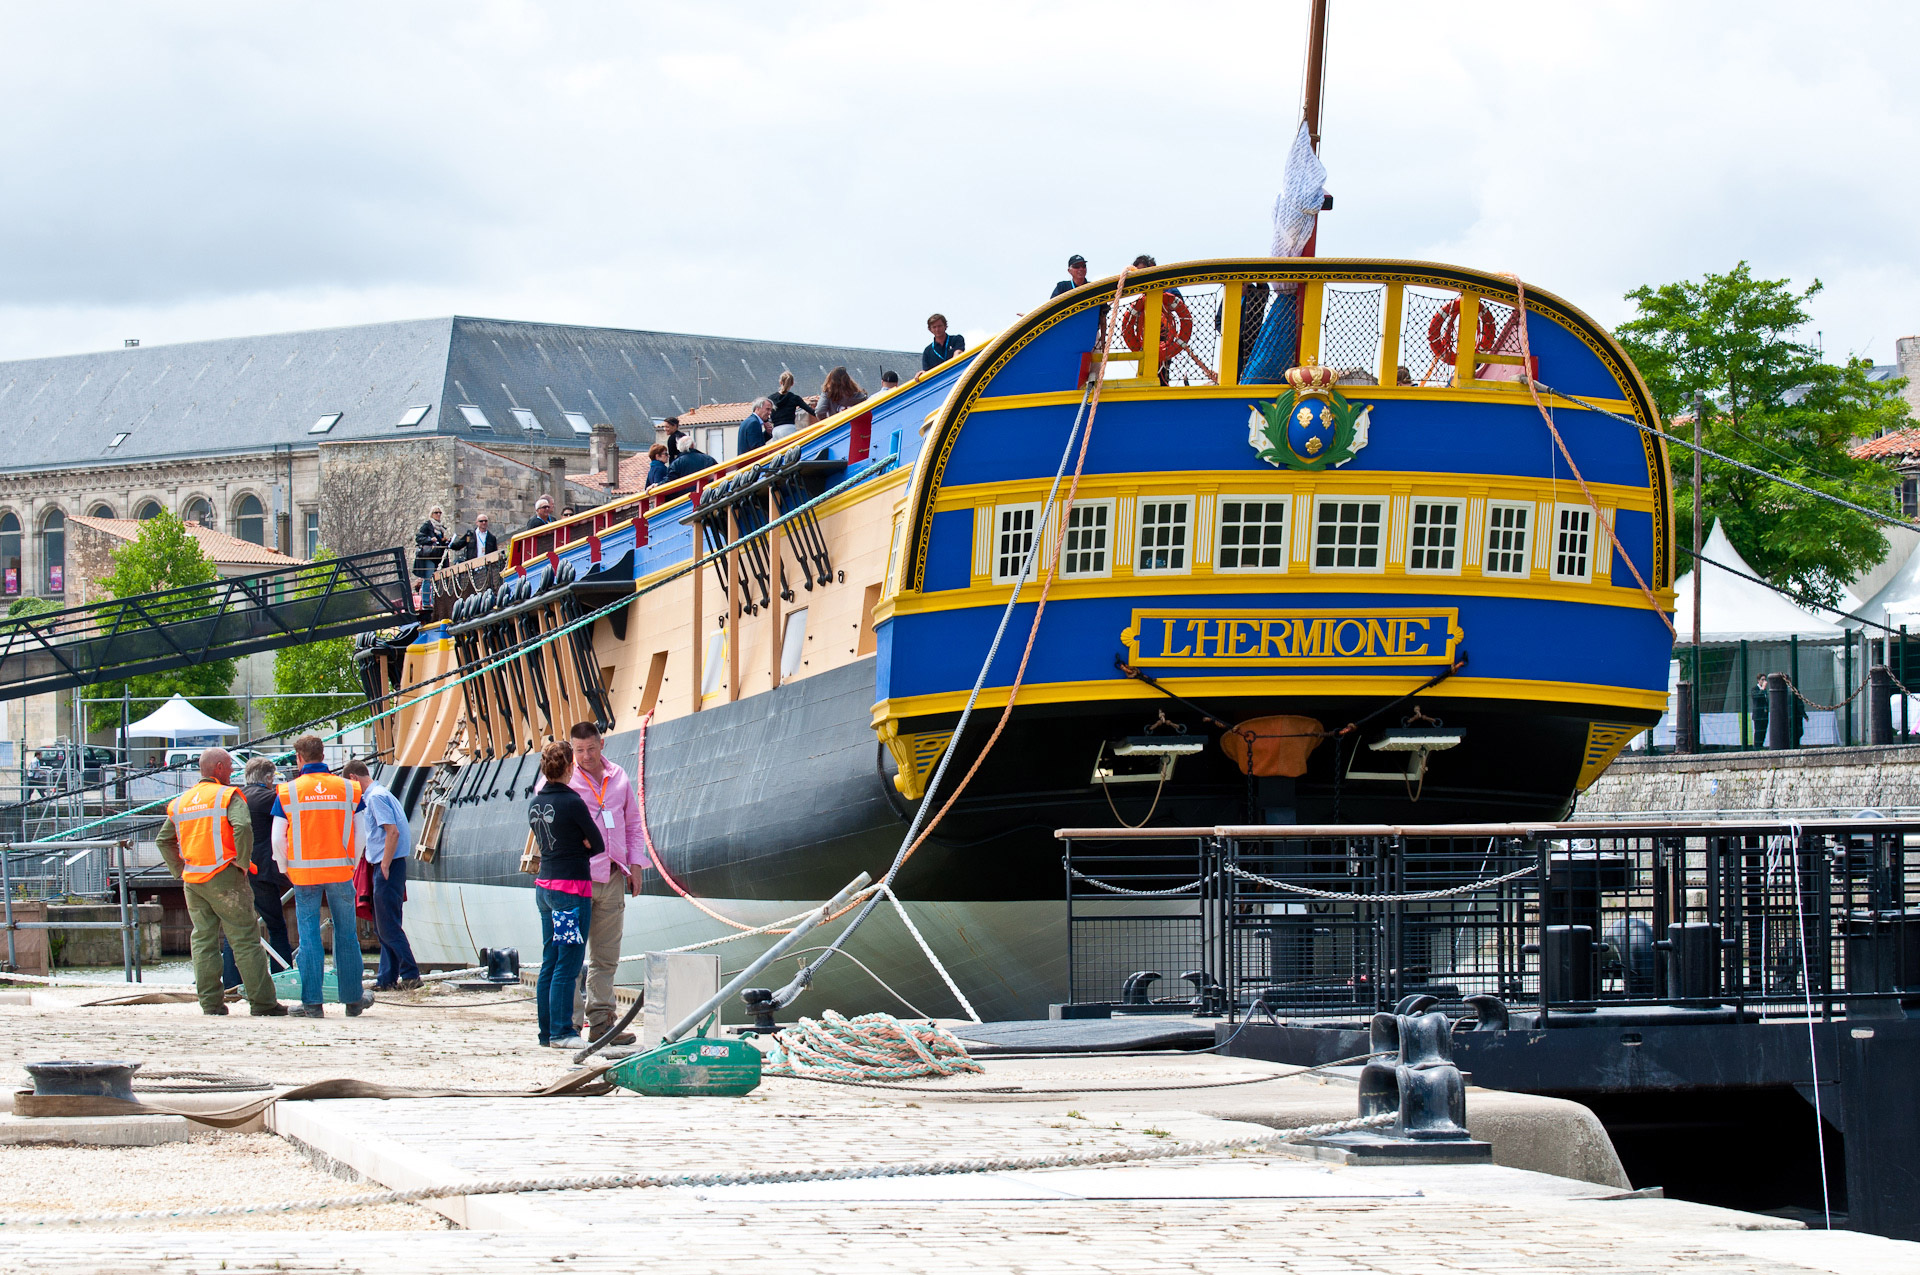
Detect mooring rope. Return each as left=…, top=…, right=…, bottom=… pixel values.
left=0, top=1110, right=1396, bottom=1227
left=763, top=1010, right=983, bottom=1082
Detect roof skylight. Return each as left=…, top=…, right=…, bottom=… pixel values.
left=458, top=405, right=494, bottom=433
left=563, top=411, right=592, bottom=435
left=108, top=432, right=130, bottom=448
left=512, top=408, right=543, bottom=433
left=397, top=404, right=431, bottom=427
left=309, top=413, right=342, bottom=434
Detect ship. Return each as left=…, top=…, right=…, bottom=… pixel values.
left=359, top=256, right=1676, bottom=1020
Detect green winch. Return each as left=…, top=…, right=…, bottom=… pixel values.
left=606, top=1024, right=763, bottom=1097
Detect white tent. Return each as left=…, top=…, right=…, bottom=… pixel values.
left=125, top=694, right=237, bottom=741
left=1672, top=522, right=1844, bottom=642
left=1848, top=535, right=1920, bottom=633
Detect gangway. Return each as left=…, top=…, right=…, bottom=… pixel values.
left=0, top=548, right=412, bottom=702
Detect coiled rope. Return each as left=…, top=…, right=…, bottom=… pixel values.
left=0, top=1110, right=1396, bottom=1227
left=763, top=1011, right=983, bottom=1082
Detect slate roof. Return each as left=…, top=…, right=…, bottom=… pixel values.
left=68, top=515, right=304, bottom=568
left=0, top=317, right=912, bottom=474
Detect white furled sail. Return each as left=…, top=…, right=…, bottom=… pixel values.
left=1269, top=121, right=1328, bottom=258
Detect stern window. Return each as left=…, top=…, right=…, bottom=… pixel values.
left=1552, top=504, right=1593, bottom=582
left=1136, top=498, right=1191, bottom=574
left=1216, top=497, right=1289, bottom=572
left=1312, top=498, right=1385, bottom=571
left=1061, top=501, right=1111, bottom=578
left=1483, top=502, right=1530, bottom=577
left=992, top=504, right=1040, bottom=584
left=1407, top=501, right=1462, bottom=574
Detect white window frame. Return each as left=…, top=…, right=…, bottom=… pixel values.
left=564, top=411, right=593, bottom=435
left=1405, top=499, right=1465, bottom=576
left=1482, top=500, right=1532, bottom=578
left=1135, top=496, right=1193, bottom=576
left=1214, top=495, right=1291, bottom=574
left=991, top=502, right=1042, bottom=585
left=512, top=408, right=543, bottom=433
left=457, top=404, right=494, bottom=433
left=397, top=404, right=431, bottom=428
left=1060, top=499, right=1114, bottom=579
left=1550, top=502, right=1594, bottom=583
left=1310, top=496, right=1389, bottom=574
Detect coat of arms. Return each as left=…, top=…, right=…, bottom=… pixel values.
left=1248, top=365, right=1371, bottom=471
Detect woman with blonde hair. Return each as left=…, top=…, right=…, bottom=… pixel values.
left=815, top=366, right=868, bottom=421
left=768, top=370, right=812, bottom=439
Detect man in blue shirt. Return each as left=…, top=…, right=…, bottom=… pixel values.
left=1051, top=254, right=1089, bottom=298
left=341, top=759, right=420, bottom=990
left=737, top=398, right=773, bottom=456
left=922, top=313, right=965, bottom=371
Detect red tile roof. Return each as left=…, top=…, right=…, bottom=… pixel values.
left=677, top=401, right=752, bottom=427
left=1852, top=429, right=1920, bottom=461
left=577, top=454, right=655, bottom=495
left=69, top=516, right=305, bottom=567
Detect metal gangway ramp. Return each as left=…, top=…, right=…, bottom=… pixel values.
left=0, top=547, right=412, bottom=701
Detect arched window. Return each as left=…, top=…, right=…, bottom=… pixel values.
left=88, top=502, right=116, bottom=520
left=234, top=494, right=265, bottom=545
left=134, top=500, right=162, bottom=521
left=182, top=497, right=213, bottom=529
left=40, top=508, right=64, bottom=595
left=0, top=512, right=19, bottom=597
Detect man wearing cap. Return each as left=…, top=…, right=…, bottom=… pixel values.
left=158, top=747, right=286, bottom=1017
left=1052, top=254, right=1090, bottom=297
left=271, top=734, right=371, bottom=1018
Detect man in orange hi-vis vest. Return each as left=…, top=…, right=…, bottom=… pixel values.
left=270, top=734, right=370, bottom=1018
left=158, top=747, right=285, bottom=1016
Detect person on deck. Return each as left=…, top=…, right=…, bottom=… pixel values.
left=737, top=399, right=773, bottom=456
left=880, top=370, right=900, bottom=392
left=449, top=515, right=498, bottom=563
left=158, top=747, right=285, bottom=1017
left=528, top=739, right=605, bottom=1050
left=271, top=734, right=371, bottom=1019
left=768, top=372, right=811, bottom=438
left=666, top=437, right=718, bottom=481
left=1052, top=253, right=1089, bottom=297
left=342, top=760, right=420, bottom=991
left=413, top=506, right=450, bottom=610
left=644, top=443, right=671, bottom=489
left=566, top=721, right=643, bottom=1047
left=524, top=496, right=555, bottom=533
left=922, top=314, right=964, bottom=371
left=815, top=367, right=868, bottom=419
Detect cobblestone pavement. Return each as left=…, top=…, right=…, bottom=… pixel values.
left=2, top=986, right=1918, bottom=1274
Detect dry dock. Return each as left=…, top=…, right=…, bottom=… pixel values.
left=0, top=983, right=1915, bottom=1274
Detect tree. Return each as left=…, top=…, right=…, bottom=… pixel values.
left=267, top=549, right=373, bottom=735
left=1616, top=263, right=1912, bottom=608
left=85, top=512, right=237, bottom=733
left=5, top=597, right=57, bottom=619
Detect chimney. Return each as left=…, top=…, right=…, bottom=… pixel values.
left=1897, top=336, right=1920, bottom=419
left=548, top=456, right=569, bottom=505
left=589, top=424, right=619, bottom=490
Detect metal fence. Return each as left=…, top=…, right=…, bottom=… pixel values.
left=1, top=839, right=144, bottom=981
left=1060, top=819, right=1920, bottom=1023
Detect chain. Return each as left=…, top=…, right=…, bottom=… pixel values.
left=1780, top=675, right=1866, bottom=714
left=1222, top=860, right=1537, bottom=902
left=0, top=1112, right=1397, bottom=1227
left=1066, top=866, right=1212, bottom=897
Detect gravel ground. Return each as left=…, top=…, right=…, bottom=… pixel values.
left=0, top=1130, right=452, bottom=1230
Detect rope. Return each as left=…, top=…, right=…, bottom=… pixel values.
left=1222, top=859, right=1536, bottom=903
left=1066, top=866, right=1210, bottom=897
left=1507, top=274, right=1675, bottom=637
left=0, top=1111, right=1399, bottom=1227
left=763, top=1010, right=984, bottom=1082
left=879, top=885, right=980, bottom=1022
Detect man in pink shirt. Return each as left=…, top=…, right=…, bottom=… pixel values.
left=566, top=721, right=644, bottom=1046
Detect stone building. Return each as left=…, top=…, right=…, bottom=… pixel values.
left=0, top=315, right=909, bottom=607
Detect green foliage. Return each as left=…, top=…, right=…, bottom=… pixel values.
left=1616, top=262, right=1912, bottom=608
left=5, top=596, right=58, bottom=619
left=86, top=513, right=237, bottom=732
left=268, top=549, right=370, bottom=734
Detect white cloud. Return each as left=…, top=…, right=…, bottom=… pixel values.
left=0, top=0, right=1913, bottom=367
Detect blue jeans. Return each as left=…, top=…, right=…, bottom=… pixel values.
left=293, top=879, right=365, bottom=1008
left=371, top=857, right=419, bottom=986
left=535, top=886, right=592, bottom=1044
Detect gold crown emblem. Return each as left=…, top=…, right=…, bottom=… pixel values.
left=1284, top=365, right=1337, bottom=392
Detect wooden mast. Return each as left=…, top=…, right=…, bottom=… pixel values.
left=1299, top=0, right=1329, bottom=259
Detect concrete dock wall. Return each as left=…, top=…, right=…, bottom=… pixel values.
left=1583, top=743, right=1920, bottom=817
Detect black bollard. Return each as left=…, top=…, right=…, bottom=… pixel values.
left=1767, top=673, right=1791, bottom=750
left=1870, top=665, right=1894, bottom=746
left=1675, top=681, right=1695, bottom=753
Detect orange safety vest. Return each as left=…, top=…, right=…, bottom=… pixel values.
left=166, top=781, right=240, bottom=884
left=276, top=771, right=362, bottom=886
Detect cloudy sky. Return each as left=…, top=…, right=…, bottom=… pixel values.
left=2, top=1, right=1914, bottom=366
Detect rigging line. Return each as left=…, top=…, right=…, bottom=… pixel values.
left=1677, top=545, right=1905, bottom=637
left=41, top=455, right=902, bottom=842
left=1547, top=386, right=1913, bottom=535
left=1507, top=274, right=1676, bottom=638
left=778, top=268, right=1136, bottom=1014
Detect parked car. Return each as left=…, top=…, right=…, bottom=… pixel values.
left=163, top=746, right=263, bottom=771
left=27, top=744, right=121, bottom=795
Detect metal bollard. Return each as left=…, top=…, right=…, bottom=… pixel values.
left=1357, top=1009, right=1471, bottom=1141
left=1767, top=672, right=1791, bottom=750
left=1870, top=665, right=1895, bottom=746
left=1655, top=921, right=1733, bottom=1003
left=1537, top=925, right=1595, bottom=1004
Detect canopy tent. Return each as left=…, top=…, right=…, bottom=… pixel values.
left=1672, top=523, right=1844, bottom=642
left=124, top=694, right=237, bottom=741
left=1848, top=536, right=1920, bottom=633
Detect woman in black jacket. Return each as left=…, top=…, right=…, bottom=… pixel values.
left=412, top=506, right=450, bottom=611
left=527, top=739, right=605, bottom=1048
